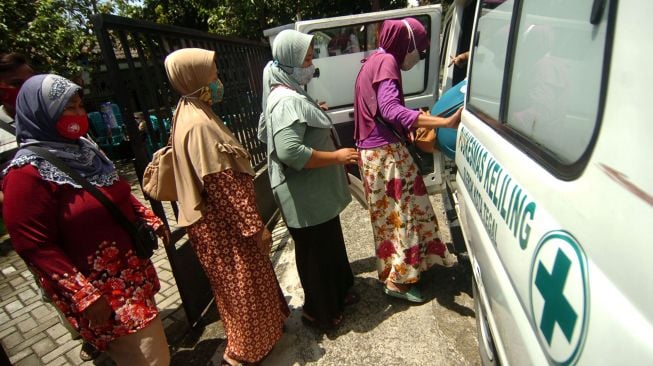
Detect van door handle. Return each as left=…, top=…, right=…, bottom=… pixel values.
left=590, top=0, right=607, bottom=25
left=349, top=111, right=354, bottom=118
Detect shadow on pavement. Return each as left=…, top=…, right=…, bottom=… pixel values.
left=422, top=263, right=475, bottom=318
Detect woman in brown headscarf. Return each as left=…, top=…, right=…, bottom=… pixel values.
left=164, top=48, right=289, bottom=366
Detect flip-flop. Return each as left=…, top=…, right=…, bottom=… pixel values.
left=79, top=341, right=100, bottom=361
left=301, top=313, right=342, bottom=330
left=383, top=285, right=425, bottom=303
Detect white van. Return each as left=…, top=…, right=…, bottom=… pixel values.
left=266, top=0, right=653, bottom=363
left=457, top=0, right=653, bottom=364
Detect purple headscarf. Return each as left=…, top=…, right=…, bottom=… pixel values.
left=354, top=18, right=429, bottom=142
left=6, top=74, right=117, bottom=187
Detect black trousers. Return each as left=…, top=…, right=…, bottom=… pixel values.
left=288, top=216, right=354, bottom=323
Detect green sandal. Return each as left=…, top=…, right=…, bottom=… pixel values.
left=383, top=286, right=425, bottom=303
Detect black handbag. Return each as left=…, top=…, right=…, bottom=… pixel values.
left=26, top=146, right=158, bottom=259
left=374, top=115, right=431, bottom=175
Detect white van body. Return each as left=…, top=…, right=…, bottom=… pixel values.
left=458, top=0, right=653, bottom=364
left=266, top=0, right=653, bottom=363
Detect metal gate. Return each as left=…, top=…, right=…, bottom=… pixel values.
left=90, top=14, right=276, bottom=326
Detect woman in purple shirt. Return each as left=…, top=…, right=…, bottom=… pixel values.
left=354, top=18, right=462, bottom=302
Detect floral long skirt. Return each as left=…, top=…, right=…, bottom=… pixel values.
left=359, top=142, right=457, bottom=284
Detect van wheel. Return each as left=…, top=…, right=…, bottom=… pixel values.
left=472, top=276, right=500, bottom=366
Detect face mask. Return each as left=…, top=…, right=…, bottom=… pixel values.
left=0, top=86, right=19, bottom=108
left=401, top=20, right=421, bottom=71
left=56, top=114, right=89, bottom=140
left=292, top=64, right=316, bottom=85
left=401, top=49, right=420, bottom=71
left=198, top=79, right=224, bottom=105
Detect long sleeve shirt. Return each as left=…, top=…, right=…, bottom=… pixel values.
left=357, top=79, right=420, bottom=149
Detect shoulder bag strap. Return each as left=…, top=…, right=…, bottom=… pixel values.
left=25, top=146, right=139, bottom=239
left=374, top=115, right=408, bottom=144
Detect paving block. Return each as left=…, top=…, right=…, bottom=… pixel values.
left=1, top=265, right=17, bottom=277
left=4, top=299, right=23, bottom=314
left=46, top=356, right=69, bottom=366
left=10, top=301, right=42, bottom=321
left=0, top=283, right=12, bottom=297
left=161, top=284, right=179, bottom=298
left=65, top=343, right=83, bottom=364
left=31, top=337, right=56, bottom=357
left=7, top=347, right=31, bottom=365
left=9, top=277, right=25, bottom=289
left=14, top=353, right=40, bottom=366
left=29, top=304, right=51, bottom=320
left=18, top=288, right=37, bottom=303
left=0, top=325, right=16, bottom=339
left=20, top=270, right=33, bottom=280
left=0, top=311, right=9, bottom=325
left=22, top=314, right=60, bottom=340
left=16, top=317, right=38, bottom=333
left=2, top=330, right=24, bottom=349
left=157, top=269, right=174, bottom=282
left=46, top=323, right=69, bottom=341
left=41, top=336, right=78, bottom=364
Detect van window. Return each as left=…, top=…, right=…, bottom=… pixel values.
left=505, top=0, right=609, bottom=164
left=467, top=0, right=514, bottom=120
left=307, top=16, right=431, bottom=110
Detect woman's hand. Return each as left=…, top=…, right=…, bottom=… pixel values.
left=443, top=107, right=463, bottom=129
left=256, top=227, right=273, bottom=256
left=334, top=148, right=360, bottom=165
left=156, top=225, right=171, bottom=247
left=84, top=296, right=112, bottom=328
left=448, top=51, right=469, bottom=68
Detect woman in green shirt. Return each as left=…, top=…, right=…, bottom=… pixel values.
left=259, top=30, right=359, bottom=329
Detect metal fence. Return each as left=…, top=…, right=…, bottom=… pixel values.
left=91, top=13, right=273, bottom=326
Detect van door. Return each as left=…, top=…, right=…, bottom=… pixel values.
left=294, top=5, right=460, bottom=204
left=439, top=0, right=477, bottom=95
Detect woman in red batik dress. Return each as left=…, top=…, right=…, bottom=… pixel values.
left=164, top=48, right=289, bottom=366
left=2, top=74, right=170, bottom=365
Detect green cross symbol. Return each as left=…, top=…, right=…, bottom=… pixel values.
left=535, top=248, right=578, bottom=345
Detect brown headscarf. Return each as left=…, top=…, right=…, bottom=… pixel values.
left=164, top=48, right=255, bottom=227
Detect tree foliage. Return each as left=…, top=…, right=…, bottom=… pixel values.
left=134, top=0, right=411, bottom=41
left=0, top=0, right=453, bottom=77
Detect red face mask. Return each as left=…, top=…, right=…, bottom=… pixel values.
left=56, top=114, right=89, bottom=140
left=0, top=86, right=19, bottom=108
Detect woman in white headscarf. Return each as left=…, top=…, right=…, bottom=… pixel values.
left=259, top=30, right=359, bottom=330
left=164, top=48, right=288, bottom=366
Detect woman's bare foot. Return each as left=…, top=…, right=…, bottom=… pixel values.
left=223, top=353, right=257, bottom=366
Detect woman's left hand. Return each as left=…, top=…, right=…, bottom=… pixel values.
left=256, top=227, right=273, bottom=256
left=156, top=225, right=171, bottom=246
left=84, top=296, right=112, bottom=328
left=443, top=107, right=463, bottom=129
